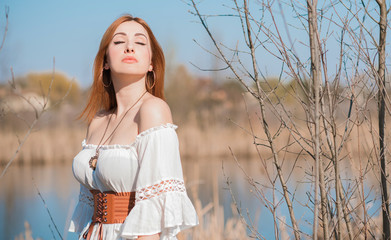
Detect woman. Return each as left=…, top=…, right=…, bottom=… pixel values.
left=69, top=15, right=199, bottom=240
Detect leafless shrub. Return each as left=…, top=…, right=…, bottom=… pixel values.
left=188, top=0, right=390, bottom=239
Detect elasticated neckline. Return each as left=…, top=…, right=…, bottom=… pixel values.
left=82, top=123, right=178, bottom=150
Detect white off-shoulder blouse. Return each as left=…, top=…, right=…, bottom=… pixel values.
left=69, top=123, right=199, bottom=240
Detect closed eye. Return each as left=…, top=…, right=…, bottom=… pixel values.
left=136, top=42, right=146, bottom=46
left=114, top=41, right=125, bottom=45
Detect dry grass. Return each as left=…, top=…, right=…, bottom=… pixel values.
left=0, top=111, right=387, bottom=166
left=178, top=157, right=251, bottom=240
left=14, top=222, right=42, bottom=240
left=17, top=199, right=250, bottom=240
left=0, top=125, right=85, bottom=165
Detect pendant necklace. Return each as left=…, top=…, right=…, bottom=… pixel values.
left=89, top=90, right=148, bottom=170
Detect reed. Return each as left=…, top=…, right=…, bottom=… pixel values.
left=14, top=222, right=41, bottom=240
left=0, top=115, right=387, bottom=166
left=16, top=200, right=249, bottom=240
left=0, top=126, right=85, bottom=165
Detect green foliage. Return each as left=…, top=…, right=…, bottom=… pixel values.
left=221, top=80, right=244, bottom=103
left=165, top=65, right=246, bottom=126
left=23, top=72, right=81, bottom=104
left=253, top=77, right=309, bottom=104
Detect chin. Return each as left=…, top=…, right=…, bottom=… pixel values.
left=113, top=71, right=147, bottom=79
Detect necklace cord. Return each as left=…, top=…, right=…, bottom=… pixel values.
left=94, top=90, right=148, bottom=156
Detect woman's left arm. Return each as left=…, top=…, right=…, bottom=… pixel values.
left=120, top=98, right=198, bottom=239
left=137, top=233, right=160, bottom=240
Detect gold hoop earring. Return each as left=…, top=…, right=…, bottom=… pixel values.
left=146, top=71, right=156, bottom=90
left=102, top=78, right=112, bottom=88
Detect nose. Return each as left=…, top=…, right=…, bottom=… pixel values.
left=125, top=43, right=134, bottom=53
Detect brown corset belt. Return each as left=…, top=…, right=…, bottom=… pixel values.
left=83, top=190, right=136, bottom=240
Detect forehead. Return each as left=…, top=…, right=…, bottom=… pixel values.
left=113, top=21, right=149, bottom=39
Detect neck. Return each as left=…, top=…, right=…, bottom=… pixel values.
left=112, top=74, right=147, bottom=116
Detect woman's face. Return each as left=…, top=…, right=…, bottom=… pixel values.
left=105, top=21, right=153, bottom=79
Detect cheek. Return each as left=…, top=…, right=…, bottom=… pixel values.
left=147, top=46, right=152, bottom=62
left=145, top=49, right=152, bottom=63
left=107, top=47, right=122, bottom=64
left=136, top=46, right=152, bottom=66
left=142, top=46, right=152, bottom=66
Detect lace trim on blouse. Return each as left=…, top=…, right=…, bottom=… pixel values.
left=136, top=179, right=186, bottom=202
left=82, top=123, right=178, bottom=149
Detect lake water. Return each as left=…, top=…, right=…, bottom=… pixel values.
left=0, top=156, right=383, bottom=239
left=1, top=158, right=261, bottom=240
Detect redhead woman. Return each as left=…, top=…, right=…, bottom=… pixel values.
left=68, top=15, right=198, bottom=240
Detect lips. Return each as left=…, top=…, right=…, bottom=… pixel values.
left=122, top=56, right=138, bottom=63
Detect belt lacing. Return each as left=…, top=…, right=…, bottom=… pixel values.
left=82, top=190, right=135, bottom=240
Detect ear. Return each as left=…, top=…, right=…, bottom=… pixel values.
left=148, top=64, right=153, bottom=72
left=104, top=63, right=110, bottom=70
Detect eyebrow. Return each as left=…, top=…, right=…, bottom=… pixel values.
left=112, top=32, right=126, bottom=39
left=112, top=32, right=148, bottom=40
left=135, top=33, right=148, bottom=39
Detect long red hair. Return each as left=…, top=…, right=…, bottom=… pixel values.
left=80, top=15, right=165, bottom=123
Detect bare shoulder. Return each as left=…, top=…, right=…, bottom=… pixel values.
left=138, top=95, right=173, bottom=132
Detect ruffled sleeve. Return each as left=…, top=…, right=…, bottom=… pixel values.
left=68, top=184, right=94, bottom=234
left=120, top=124, right=199, bottom=239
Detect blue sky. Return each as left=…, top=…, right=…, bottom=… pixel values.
left=0, top=0, right=238, bottom=87
left=1, top=0, right=376, bottom=88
